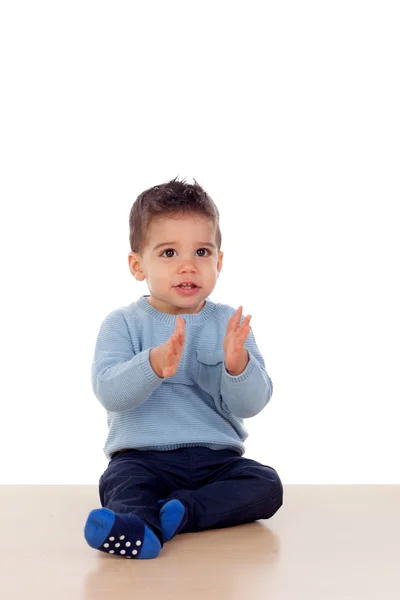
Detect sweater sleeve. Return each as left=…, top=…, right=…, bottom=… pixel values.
left=220, top=327, right=273, bottom=418
left=91, top=309, right=163, bottom=412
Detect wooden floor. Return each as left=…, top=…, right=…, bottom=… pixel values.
left=1, top=485, right=399, bottom=599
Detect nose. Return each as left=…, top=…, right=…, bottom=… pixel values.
left=177, top=257, right=197, bottom=273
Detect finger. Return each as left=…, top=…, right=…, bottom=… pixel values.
left=232, top=318, right=251, bottom=345
left=239, top=316, right=251, bottom=334
left=167, top=343, right=175, bottom=361
left=176, top=332, right=185, bottom=355
left=165, top=352, right=173, bottom=374
left=175, top=317, right=186, bottom=335
left=237, top=325, right=251, bottom=346
left=235, top=306, right=243, bottom=330
left=176, top=316, right=186, bottom=332
left=166, top=342, right=178, bottom=372
left=225, top=315, right=235, bottom=335
left=169, top=336, right=178, bottom=357
left=226, top=307, right=242, bottom=334
left=231, top=316, right=249, bottom=340
left=173, top=334, right=180, bottom=355
left=174, top=327, right=185, bottom=351
left=237, top=314, right=251, bottom=331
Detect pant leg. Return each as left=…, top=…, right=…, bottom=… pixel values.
left=99, top=450, right=174, bottom=545
left=163, top=448, right=283, bottom=534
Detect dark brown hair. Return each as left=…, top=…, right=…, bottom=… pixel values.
left=129, top=176, right=222, bottom=255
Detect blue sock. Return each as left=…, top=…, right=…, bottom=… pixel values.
left=159, top=499, right=187, bottom=542
left=84, top=508, right=161, bottom=559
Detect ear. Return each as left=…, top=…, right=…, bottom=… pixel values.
left=217, top=251, right=224, bottom=275
left=128, top=252, right=146, bottom=281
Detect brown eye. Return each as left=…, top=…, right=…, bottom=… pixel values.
left=196, top=248, right=210, bottom=257
left=161, top=249, right=176, bottom=258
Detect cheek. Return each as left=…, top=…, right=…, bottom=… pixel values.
left=209, top=261, right=220, bottom=274
left=152, top=266, right=171, bottom=283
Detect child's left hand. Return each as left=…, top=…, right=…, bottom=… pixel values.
left=223, top=306, right=251, bottom=376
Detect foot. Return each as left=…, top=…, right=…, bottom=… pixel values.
left=159, top=499, right=187, bottom=542
left=84, top=508, right=161, bottom=559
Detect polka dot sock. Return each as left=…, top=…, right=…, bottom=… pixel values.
left=159, top=499, right=187, bottom=542
left=84, top=508, right=162, bottom=559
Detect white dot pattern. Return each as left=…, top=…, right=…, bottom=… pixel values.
left=104, top=533, right=142, bottom=558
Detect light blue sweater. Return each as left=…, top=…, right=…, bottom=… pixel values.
left=91, top=295, right=273, bottom=460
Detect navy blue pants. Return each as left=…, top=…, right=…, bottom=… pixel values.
left=99, top=447, right=283, bottom=546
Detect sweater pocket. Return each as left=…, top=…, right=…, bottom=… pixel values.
left=196, top=350, right=225, bottom=399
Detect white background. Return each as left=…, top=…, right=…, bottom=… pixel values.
left=1, top=1, right=399, bottom=483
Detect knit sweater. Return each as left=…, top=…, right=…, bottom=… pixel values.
left=91, top=295, right=273, bottom=460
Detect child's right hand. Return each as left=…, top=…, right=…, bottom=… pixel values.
left=149, top=316, right=186, bottom=378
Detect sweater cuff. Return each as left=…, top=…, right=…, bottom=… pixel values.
left=140, top=348, right=164, bottom=384
left=222, top=351, right=256, bottom=383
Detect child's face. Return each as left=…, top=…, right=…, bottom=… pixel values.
left=129, top=214, right=223, bottom=314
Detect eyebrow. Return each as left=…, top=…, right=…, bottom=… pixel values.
left=153, top=242, right=217, bottom=251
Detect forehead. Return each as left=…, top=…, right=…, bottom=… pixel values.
left=147, top=215, right=215, bottom=241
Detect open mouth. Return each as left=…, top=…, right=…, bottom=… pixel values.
left=174, top=283, right=201, bottom=295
